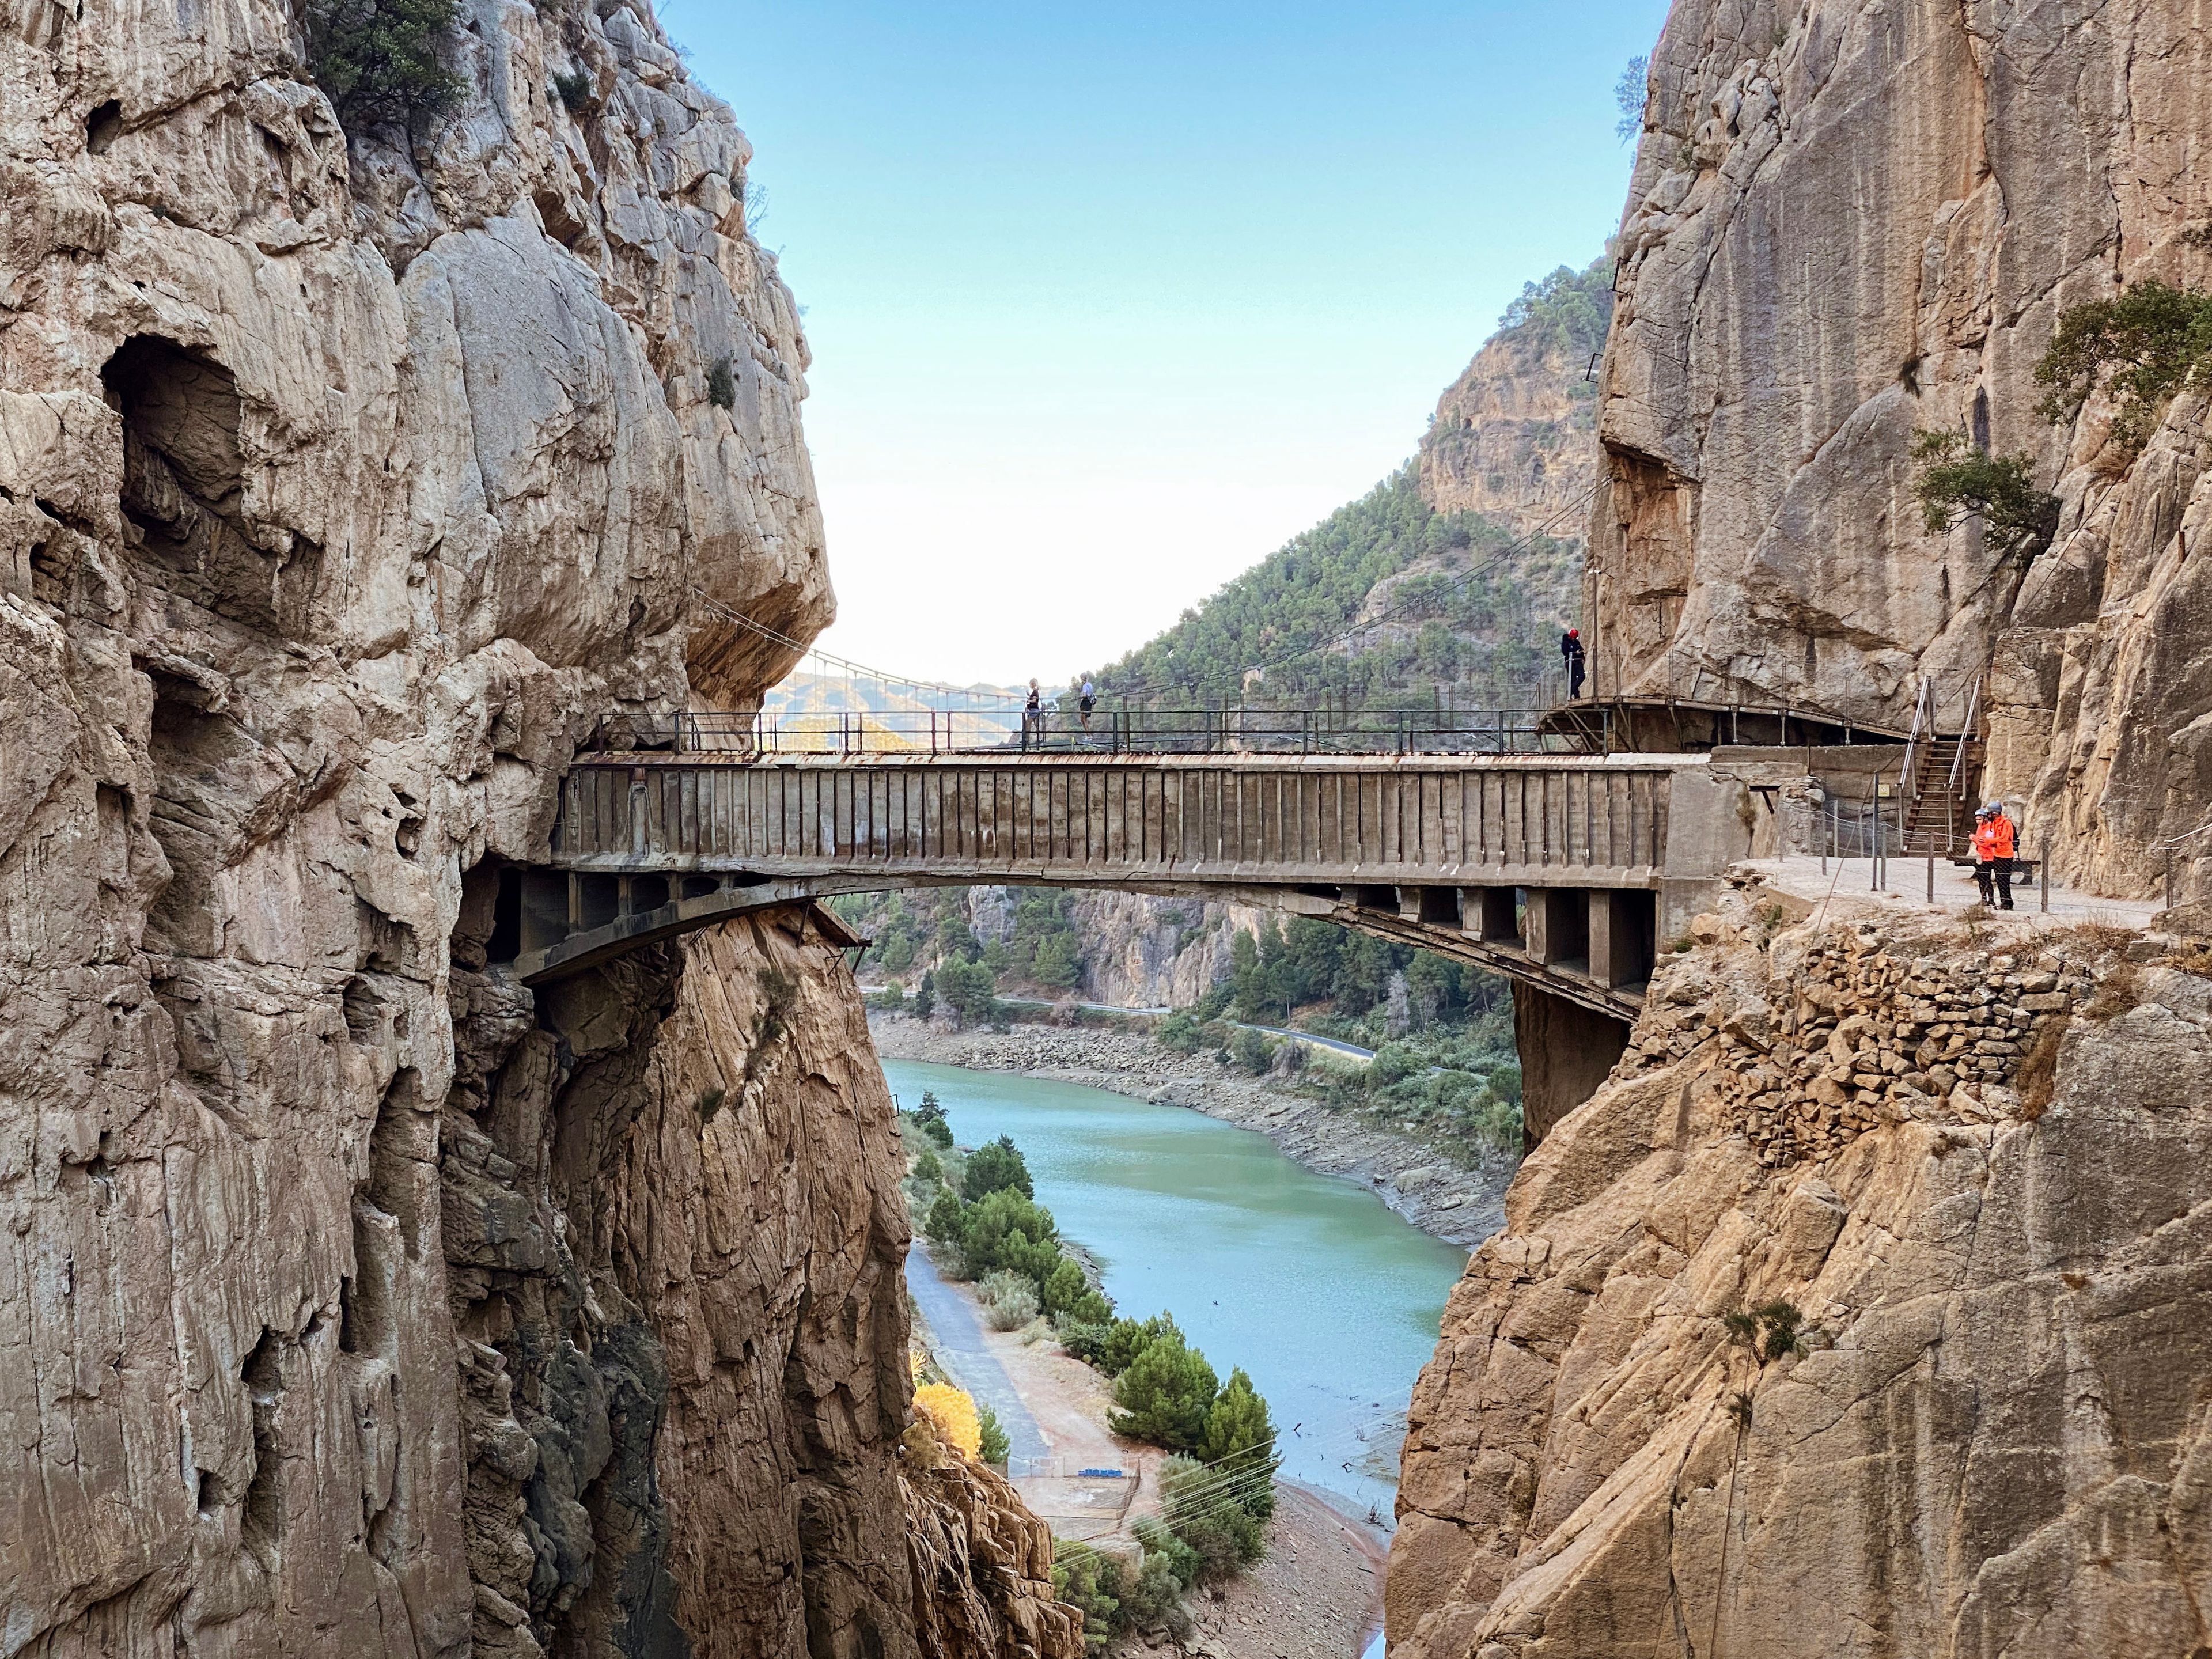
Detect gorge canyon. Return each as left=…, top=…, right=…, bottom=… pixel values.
left=7, top=0, right=2212, bottom=1657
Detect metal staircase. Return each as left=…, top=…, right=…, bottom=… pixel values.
left=1896, top=676, right=1984, bottom=855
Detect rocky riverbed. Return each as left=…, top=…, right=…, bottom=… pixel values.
left=868, top=1013, right=1512, bottom=1247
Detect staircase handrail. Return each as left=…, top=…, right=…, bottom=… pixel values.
left=1948, top=676, right=1983, bottom=799
left=1900, top=677, right=1931, bottom=800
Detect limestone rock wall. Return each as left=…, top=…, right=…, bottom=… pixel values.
left=1418, top=313, right=1604, bottom=554
left=0, top=0, right=1075, bottom=1653
left=1388, top=897, right=2212, bottom=1657
left=1068, top=891, right=1255, bottom=1010
left=1590, top=0, right=2212, bottom=897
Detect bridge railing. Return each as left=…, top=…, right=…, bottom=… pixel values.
left=585, top=704, right=1611, bottom=759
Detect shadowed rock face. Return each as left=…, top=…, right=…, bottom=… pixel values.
left=0, top=3, right=1073, bottom=1655
left=1589, top=0, right=2212, bottom=899
left=1389, top=903, right=2212, bottom=1658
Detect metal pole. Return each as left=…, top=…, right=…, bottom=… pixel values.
left=1926, top=851, right=1935, bottom=905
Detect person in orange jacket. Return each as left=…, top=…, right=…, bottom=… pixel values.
left=1972, top=801, right=2016, bottom=909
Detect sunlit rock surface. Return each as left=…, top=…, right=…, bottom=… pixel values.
left=0, top=1, right=1074, bottom=1653
left=1588, top=0, right=2212, bottom=898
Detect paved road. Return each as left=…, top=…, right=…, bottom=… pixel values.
left=904, top=1242, right=1051, bottom=1464
left=1239, top=1023, right=1376, bottom=1061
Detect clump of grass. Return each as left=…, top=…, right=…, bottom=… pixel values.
left=2082, top=962, right=2143, bottom=1021
left=696, top=1085, right=728, bottom=1123
left=552, top=69, right=591, bottom=113
left=1723, top=1300, right=1810, bottom=1363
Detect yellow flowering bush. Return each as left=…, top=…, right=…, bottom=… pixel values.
left=912, top=1383, right=982, bottom=1460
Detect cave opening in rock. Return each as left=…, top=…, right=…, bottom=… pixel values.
left=85, top=99, right=122, bottom=154
left=101, top=333, right=320, bottom=630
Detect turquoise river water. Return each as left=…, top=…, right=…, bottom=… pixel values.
left=883, top=1059, right=1472, bottom=1522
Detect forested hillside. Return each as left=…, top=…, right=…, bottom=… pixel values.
left=1078, top=256, right=1610, bottom=711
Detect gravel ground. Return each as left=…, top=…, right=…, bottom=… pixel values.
left=869, top=1012, right=1512, bottom=1247
left=1165, top=1484, right=1387, bottom=1659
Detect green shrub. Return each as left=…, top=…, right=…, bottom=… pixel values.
left=962, top=1134, right=1033, bottom=1200
left=2035, top=278, right=2212, bottom=457
left=911, top=1146, right=944, bottom=1187
left=1096, top=1313, right=1176, bottom=1378
left=298, top=0, right=467, bottom=134
left=1157, top=1454, right=1267, bottom=1579
left=1231, top=1025, right=1274, bottom=1075
left=1108, top=1326, right=1219, bottom=1449
left=706, top=355, right=737, bottom=410
left=1051, top=1546, right=1124, bottom=1652
left=1056, top=1317, right=1114, bottom=1365
left=914, top=971, right=935, bottom=1019
left=978, top=1405, right=1010, bottom=1467
left=1910, top=430, right=2058, bottom=560
left=551, top=67, right=590, bottom=113
left=956, top=1188, right=1059, bottom=1282
left=912, top=1091, right=953, bottom=1149
left=935, top=956, right=997, bottom=1022
left=1040, top=1256, right=1090, bottom=1315
left=1120, top=1550, right=1191, bottom=1634
left=923, top=1190, right=968, bottom=1252
left=1158, top=1010, right=1205, bottom=1054
left=1131, top=1516, right=1200, bottom=1589
left=979, top=1270, right=1041, bottom=1331
left=1199, top=1368, right=1277, bottom=1508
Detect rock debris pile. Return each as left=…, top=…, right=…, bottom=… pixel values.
left=1624, top=919, right=2096, bottom=1165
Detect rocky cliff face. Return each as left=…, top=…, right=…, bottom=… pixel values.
left=1590, top=0, right=2212, bottom=897
left=1067, top=891, right=1252, bottom=1009
left=1389, top=896, right=2212, bottom=1657
left=1418, top=264, right=1609, bottom=553
left=0, top=1, right=1073, bottom=1653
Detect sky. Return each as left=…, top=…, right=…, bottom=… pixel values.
left=664, top=1, right=1673, bottom=687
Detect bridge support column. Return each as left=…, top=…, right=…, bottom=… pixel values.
left=1588, top=891, right=1656, bottom=990
left=1461, top=887, right=1519, bottom=945
left=1523, top=888, right=1588, bottom=971
left=1512, top=980, right=1630, bottom=1149
left=518, top=870, right=571, bottom=956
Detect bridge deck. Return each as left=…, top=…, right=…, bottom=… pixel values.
left=551, top=751, right=1683, bottom=889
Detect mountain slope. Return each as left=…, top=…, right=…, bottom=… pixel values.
left=1083, top=257, right=1610, bottom=711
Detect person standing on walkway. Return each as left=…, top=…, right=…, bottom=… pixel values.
left=1972, top=801, right=2016, bottom=909
left=1021, top=679, right=1042, bottom=749
left=1560, top=627, right=1587, bottom=699
left=1078, top=678, right=1097, bottom=736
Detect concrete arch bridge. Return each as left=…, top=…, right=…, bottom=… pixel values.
left=490, top=748, right=1765, bottom=1124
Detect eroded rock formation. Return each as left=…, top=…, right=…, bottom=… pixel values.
left=1591, top=0, right=2212, bottom=897
left=0, top=1, right=1075, bottom=1653
left=1390, top=897, right=2212, bottom=1657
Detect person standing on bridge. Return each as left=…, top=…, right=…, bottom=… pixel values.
left=1560, top=627, right=1586, bottom=699
left=1972, top=801, right=2016, bottom=910
left=1078, top=679, right=1097, bottom=737
left=1021, top=679, right=1042, bottom=749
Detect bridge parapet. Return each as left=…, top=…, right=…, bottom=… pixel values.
left=549, top=751, right=1681, bottom=890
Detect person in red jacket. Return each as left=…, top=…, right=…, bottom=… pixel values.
left=1972, top=801, right=2016, bottom=909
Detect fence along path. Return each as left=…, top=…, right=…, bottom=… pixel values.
left=551, top=752, right=1676, bottom=888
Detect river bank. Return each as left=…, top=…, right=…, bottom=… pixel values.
left=870, top=1012, right=1512, bottom=1246
left=906, top=1238, right=1387, bottom=1659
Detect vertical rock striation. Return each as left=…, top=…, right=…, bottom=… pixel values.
left=0, top=1, right=1075, bottom=1654
left=1589, top=0, right=2212, bottom=898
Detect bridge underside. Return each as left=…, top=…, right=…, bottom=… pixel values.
left=495, top=866, right=1656, bottom=1021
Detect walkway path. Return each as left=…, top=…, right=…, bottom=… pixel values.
left=904, top=1242, right=1050, bottom=1464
